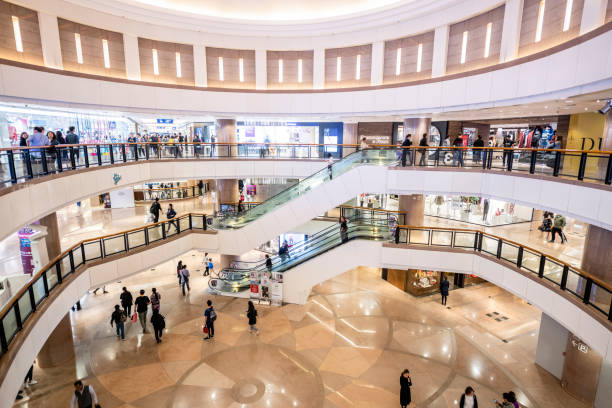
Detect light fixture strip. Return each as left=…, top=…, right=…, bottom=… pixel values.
left=74, top=33, right=83, bottom=64
left=355, top=54, right=361, bottom=80
left=152, top=49, right=159, bottom=76
left=298, top=59, right=303, bottom=83
left=239, top=58, right=244, bottom=82
left=175, top=52, right=181, bottom=78
left=416, top=43, right=423, bottom=73
left=484, top=22, right=492, bottom=58
left=535, top=0, right=546, bottom=43
left=218, top=56, right=224, bottom=81
left=395, top=48, right=401, bottom=76
left=460, top=31, right=468, bottom=64
left=278, top=59, right=283, bottom=83
left=11, top=16, right=23, bottom=53
left=102, top=39, right=111, bottom=69
left=563, top=0, right=573, bottom=32
left=336, top=56, right=341, bottom=82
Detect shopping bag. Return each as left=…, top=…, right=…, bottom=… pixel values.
left=131, top=313, right=137, bottom=323
left=203, top=325, right=209, bottom=334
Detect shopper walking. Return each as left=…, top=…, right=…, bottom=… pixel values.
left=204, top=300, right=216, bottom=340
left=150, top=197, right=162, bottom=223
left=507, top=392, right=519, bottom=408
left=494, top=393, right=513, bottom=408
left=400, top=369, right=412, bottom=407
left=327, top=153, right=335, bottom=179
left=150, top=287, right=161, bottom=311
left=110, top=304, right=126, bottom=340
left=459, top=386, right=478, bottom=408
left=502, top=135, right=514, bottom=168
left=180, top=265, right=191, bottom=295
left=418, top=133, right=428, bottom=166
left=247, top=301, right=259, bottom=335
left=23, top=364, right=37, bottom=387
left=440, top=275, right=450, bottom=306
left=401, top=134, right=413, bottom=167
left=177, top=260, right=183, bottom=284
left=265, top=254, right=272, bottom=273
left=71, top=380, right=100, bottom=408
left=452, top=135, right=465, bottom=167
left=151, top=309, right=166, bottom=344
left=120, top=287, right=133, bottom=317
left=550, top=214, right=567, bottom=243
left=473, top=135, right=484, bottom=165
left=134, top=290, right=150, bottom=333
left=208, top=258, right=214, bottom=275
left=340, top=216, right=348, bottom=243
left=203, top=253, right=209, bottom=276
left=166, top=203, right=178, bottom=233
left=360, top=137, right=369, bottom=163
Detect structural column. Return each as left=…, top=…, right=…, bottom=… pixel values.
left=37, top=12, right=63, bottom=70
left=342, top=122, right=358, bottom=157
left=313, top=48, right=325, bottom=89
left=370, top=41, right=384, bottom=86
left=123, top=33, right=141, bottom=81
left=193, top=44, right=207, bottom=87
left=580, top=0, right=608, bottom=35
left=255, top=49, right=267, bottom=90
left=215, top=118, right=237, bottom=158
left=431, top=25, right=449, bottom=78
left=398, top=195, right=425, bottom=226
left=403, top=118, right=431, bottom=139
left=499, top=0, right=524, bottom=63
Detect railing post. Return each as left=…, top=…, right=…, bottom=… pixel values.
left=109, top=144, right=115, bottom=164
left=99, top=240, right=104, bottom=258
left=24, top=150, right=33, bottom=179
left=203, top=215, right=207, bottom=231
left=538, top=256, right=546, bottom=278
left=145, top=143, right=150, bottom=160
left=496, top=239, right=502, bottom=259
left=560, top=265, right=568, bottom=290
left=553, top=151, right=561, bottom=177
left=69, top=146, right=77, bottom=170
left=123, top=144, right=129, bottom=162
left=28, top=286, right=36, bottom=312
left=583, top=278, right=592, bottom=305
left=123, top=232, right=129, bottom=252
left=6, top=150, right=17, bottom=184
left=55, top=149, right=63, bottom=173
left=55, top=262, right=62, bottom=284
left=477, top=233, right=483, bottom=251
left=68, top=250, right=75, bottom=272
left=14, top=302, right=22, bottom=330
left=577, top=152, right=587, bottom=181
left=40, top=149, right=48, bottom=175
left=83, top=146, right=89, bottom=168
left=189, top=214, right=193, bottom=230
left=394, top=227, right=400, bottom=244
left=529, top=150, right=537, bottom=174
left=605, top=154, right=612, bottom=185
left=517, top=246, right=523, bottom=268
left=162, top=222, right=167, bottom=240
left=176, top=218, right=181, bottom=234
left=80, top=243, right=86, bottom=263
left=487, top=148, right=493, bottom=169
left=96, top=145, right=102, bottom=166
left=473, top=232, right=479, bottom=251
left=0, top=324, right=8, bottom=352
left=506, top=149, right=514, bottom=171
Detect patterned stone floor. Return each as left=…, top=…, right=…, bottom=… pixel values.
left=14, top=251, right=588, bottom=408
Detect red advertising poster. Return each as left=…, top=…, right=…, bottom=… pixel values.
left=18, top=227, right=36, bottom=275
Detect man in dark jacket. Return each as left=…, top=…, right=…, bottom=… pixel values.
left=110, top=304, right=126, bottom=340
left=418, top=133, right=428, bottom=166
left=65, top=126, right=80, bottom=161
left=120, top=287, right=133, bottom=317
left=151, top=309, right=166, bottom=343
left=150, top=197, right=162, bottom=223
left=71, top=380, right=99, bottom=408
left=166, top=203, right=178, bottom=233
left=473, top=134, right=485, bottom=164
left=401, top=134, right=413, bottom=167
left=440, top=275, right=450, bottom=306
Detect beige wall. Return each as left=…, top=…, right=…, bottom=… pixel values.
left=519, top=0, right=585, bottom=57
left=383, top=31, right=434, bottom=84
left=206, top=47, right=255, bottom=89
left=138, top=37, right=194, bottom=86
left=325, top=44, right=372, bottom=88
left=447, top=5, right=505, bottom=74
left=0, top=0, right=43, bottom=65
left=266, top=50, right=313, bottom=89
left=58, top=18, right=125, bottom=78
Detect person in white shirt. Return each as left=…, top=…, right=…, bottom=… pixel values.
left=71, top=380, right=99, bottom=408
left=327, top=153, right=335, bottom=179
left=459, top=386, right=478, bottom=408
left=360, top=137, right=369, bottom=163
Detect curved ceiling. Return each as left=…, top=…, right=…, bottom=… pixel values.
left=122, top=0, right=408, bottom=22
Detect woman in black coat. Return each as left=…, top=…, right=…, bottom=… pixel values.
left=247, top=301, right=259, bottom=335
left=400, top=369, right=412, bottom=407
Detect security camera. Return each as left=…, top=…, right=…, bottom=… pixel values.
left=598, top=99, right=612, bottom=115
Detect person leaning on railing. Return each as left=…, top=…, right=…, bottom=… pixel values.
left=473, top=134, right=484, bottom=164
left=401, top=134, right=412, bottom=167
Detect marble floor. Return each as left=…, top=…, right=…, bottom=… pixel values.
left=13, top=254, right=588, bottom=408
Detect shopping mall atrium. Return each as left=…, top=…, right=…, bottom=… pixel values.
left=0, top=0, right=611, bottom=407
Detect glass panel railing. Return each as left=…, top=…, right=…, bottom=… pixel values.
left=60, top=253, right=72, bottom=280
left=543, top=258, right=564, bottom=285
left=127, top=230, right=146, bottom=249
left=481, top=236, right=498, bottom=256
left=45, top=269, right=58, bottom=292
left=431, top=230, right=452, bottom=246
left=17, top=292, right=33, bottom=321
left=72, top=246, right=84, bottom=269
left=147, top=224, right=164, bottom=243
left=102, top=235, right=125, bottom=256
left=565, top=268, right=586, bottom=297
left=454, top=232, right=475, bottom=248
left=1, top=307, right=19, bottom=344
left=589, top=283, right=612, bottom=315
left=83, top=241, right=102, bottom=261
left=500, top=242, right=519, bottom=264
left=521, top=249, right=541, bottom=274
left=32, top=276, right=46, bottom=306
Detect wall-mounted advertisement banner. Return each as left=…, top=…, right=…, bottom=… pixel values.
left=250, top=270, right=259, bottom=297
left=271, top=281, right=283, bottom=306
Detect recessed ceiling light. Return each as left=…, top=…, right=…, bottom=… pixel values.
left=565, top=100, right=573, bottom=103
left=584, top=107, right=588, bottom=111
left=596, top=99, right=600, bottom=103
left=544, top=105, right=548, bottom=109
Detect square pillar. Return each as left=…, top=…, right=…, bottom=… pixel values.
left=431, top=25, right=449, bottom=78
left=313, top=48, right=325, bottom=89
left=499, top=0, right=524, bottom=63
left=193, top=44, right=207, bottom=87
left=37, top=12, right=62, bottom=70
left=255, top=48, right=267, bottom=90
left=123, top=33, right=141, bottom=81
left=580, top=0, right=608, bottom=35
left=371, top=41, right=384, bottom=86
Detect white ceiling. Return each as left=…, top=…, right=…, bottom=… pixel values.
left=122, top=0, right=407, bottom=22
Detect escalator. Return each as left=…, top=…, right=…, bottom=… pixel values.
left=210, top=149, right=398, bottom=230
left=208, top=216, right=391, bottom=293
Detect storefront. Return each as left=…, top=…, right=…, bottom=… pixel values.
left=424, top=195, right=533, bottom=226
left=384, top=269, right=485, bottom=297
left=236, top=121, right=343, bottom=157
left=0, top=105, right=135, bottom=147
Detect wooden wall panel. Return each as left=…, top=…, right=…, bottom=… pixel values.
left=58, top=18, right=125, bottom=78
left=206, top=47, right=255, bottom=89
left=266, top=50, right=313, bottom=90
left=139, top=37, right=194, bottom=86
left=0, top=0, right=42, bottom=65
left=447, top=5, right=505, bottom=75
left=325, top=44, right=372, bottom=88
left=519, top=0, right=585, bottom=57
left=383, top=31, right=434, bottom=84
left=606, top=0, right=612, bottom=23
